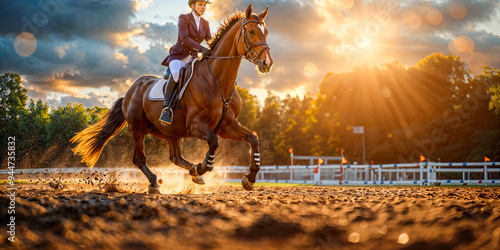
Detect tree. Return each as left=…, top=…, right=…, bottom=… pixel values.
left=484, top=67, right=500, bottom=114
left=47, top=103, right=89, bottom=145
left=0, top=72, right=28, bottom=160
left=254, top=91, right=282, bottom=165
left=18, top=99, right=50, bottom=153
left=87, top=106, right=108, bottom=125
left=235, top=86, right=259, bottom=129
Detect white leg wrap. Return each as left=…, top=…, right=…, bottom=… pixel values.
left=254, top=153, right=260, bottom=166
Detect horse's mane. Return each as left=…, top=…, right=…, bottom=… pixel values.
left=208, top=11, right=245, bottom=50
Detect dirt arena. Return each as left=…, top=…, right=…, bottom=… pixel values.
left=1, top=182, right=499, bottom=249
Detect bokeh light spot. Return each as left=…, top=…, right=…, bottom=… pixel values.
left=402, top=9, right=422, bottom=29
left=426, top=8, right=443, bottom=26
left=304, top=63, right=318, bottom=77
left=14, top=32, right=37, bottom=57
left=348, top=232, right=360, bottom=243
left=381, top=87, right=392, bottom=98
left=467, top=52, right=488, bottom=74
left=449, top=3, right=467, bottom=20
left=453, top=35, right=474, bottom=53
left=397, top=233, right=409, bottom=244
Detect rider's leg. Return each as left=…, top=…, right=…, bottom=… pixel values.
left=159, top=57, right=191, bottom=126
left=159, top=76, right=177, bottom=126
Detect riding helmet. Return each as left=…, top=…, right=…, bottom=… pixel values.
left=189, top=0, right=211, bottom=6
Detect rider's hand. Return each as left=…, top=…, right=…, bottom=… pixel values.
left=200, top=46, right=210, bottom=59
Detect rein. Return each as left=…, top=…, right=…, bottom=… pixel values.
left=204, top=16, right=269, bottom=133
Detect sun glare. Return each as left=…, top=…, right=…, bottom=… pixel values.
left=358, top=38, right=371, bottom=49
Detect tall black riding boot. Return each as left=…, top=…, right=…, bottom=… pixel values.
left=159, top=76, right=177, bottom=126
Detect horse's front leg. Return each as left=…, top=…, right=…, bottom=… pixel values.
left=188, top=118, right=219, bottom=178
left=219, top=119, right=260, bottom=191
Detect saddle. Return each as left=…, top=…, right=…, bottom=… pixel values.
left=148, top=58, right=199, bottom=105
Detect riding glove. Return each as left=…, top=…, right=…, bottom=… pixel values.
left=200, top=46, right=210, bottom=59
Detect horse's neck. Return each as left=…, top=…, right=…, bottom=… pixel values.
left=209, top=23, right=243, bottom=95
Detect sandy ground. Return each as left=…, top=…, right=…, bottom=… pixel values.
left=1, top=183, right=499, bottom=250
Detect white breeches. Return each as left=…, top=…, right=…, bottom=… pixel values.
left=169, top=55, right=194, bottom=82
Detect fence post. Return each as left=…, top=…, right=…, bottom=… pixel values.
left=318, top=166, right=321, bottom=185
left=419, top=163, right=423, bottom=186
left=484, top=164, right=488, bottom=187
left=427, top=165, right=432, bottom=186
left=365, top=167, right=369, bottom=183
left=378, top=166, right=382, bottom=185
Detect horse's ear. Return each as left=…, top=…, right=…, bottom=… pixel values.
left=245, top=4, right=253, bottom=19
left=259, top=6, right=269, bottom=21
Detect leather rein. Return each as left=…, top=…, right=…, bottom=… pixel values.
left=204, top=17, right=270, bottom=133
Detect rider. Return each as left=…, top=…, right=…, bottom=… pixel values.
left=159, top=0, right=212, bottom=126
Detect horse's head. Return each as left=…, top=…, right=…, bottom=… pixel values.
left=237, top=4, right=274, bottom=74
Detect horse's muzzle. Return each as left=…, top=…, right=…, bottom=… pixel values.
left=258, top=54, right=274, bottom=74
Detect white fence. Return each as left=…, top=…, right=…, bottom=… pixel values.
left=224, top=162, right=500, bottom=186
left=1, top=162, right=499, bottom=186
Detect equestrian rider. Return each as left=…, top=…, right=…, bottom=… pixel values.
left=159, top=0, right=212, bottom=126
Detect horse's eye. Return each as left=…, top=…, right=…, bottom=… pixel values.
left=249, top=30, right=255, bottom=35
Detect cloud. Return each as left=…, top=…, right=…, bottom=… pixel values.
left=0, top=0, right=169, bottom=107
left=55, top=91, right=111, bottom=108
left=0, top=0, right=137, bottom=47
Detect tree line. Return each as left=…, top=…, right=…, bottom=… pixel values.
left=1, top=52, right=499, bottom=169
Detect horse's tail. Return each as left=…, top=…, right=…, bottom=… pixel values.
left=70, top=98, right=127, bottom=168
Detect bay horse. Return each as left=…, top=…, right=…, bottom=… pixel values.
left=71, top=5, right=273, bottom=194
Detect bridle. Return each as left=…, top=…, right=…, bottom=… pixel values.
left=237, top=17, right=270, bottom=64
left=206, top=16, right=270, bottom=64
left=204, top=16, right=270, bottom=133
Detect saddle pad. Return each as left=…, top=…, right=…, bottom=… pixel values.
left=148, top=78, right=167, bottom=101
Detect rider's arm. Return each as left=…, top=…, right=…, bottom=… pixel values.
left=178, top=15, right=203, bottom=52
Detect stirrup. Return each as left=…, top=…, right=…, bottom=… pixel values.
left=159, top=107, right=173, bottom=126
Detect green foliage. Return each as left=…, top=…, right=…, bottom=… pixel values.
left=490, top=85, right=500, bottom=114
left=0, top=72, right=28, bottom=133
left=18, top=99, right=50, bottom=153
left=87, top=106, right=109, bottom=125
left=483, top=67, right=500, bottom=114
left=47, top=103, right=90, bottom=145
left=0, top=72, right=28, bottom=160
left=236, top=86, right=258, bottom=128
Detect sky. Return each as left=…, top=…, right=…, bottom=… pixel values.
left=1, top=0, right=500, bottom=108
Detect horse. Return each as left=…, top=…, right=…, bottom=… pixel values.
left=70, top=4, right=274, bottom=194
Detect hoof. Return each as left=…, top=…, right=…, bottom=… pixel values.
left=189, top=163, right=201, bottom=176
left=242, top=175, right=255, bottom=191
left=148, top=185, right=161, bottom=194
left=192, top=175, right=205, bottom=185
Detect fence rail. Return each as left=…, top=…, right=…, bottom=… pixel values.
left=1, top=162, right=498, bottom=186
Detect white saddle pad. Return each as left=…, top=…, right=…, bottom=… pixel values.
left=148, top=78, right=167, bottom=101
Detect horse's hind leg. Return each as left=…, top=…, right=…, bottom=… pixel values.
left=219, top=119, right=260, bottom=191
left=131, top=131, right=160, bottom=194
